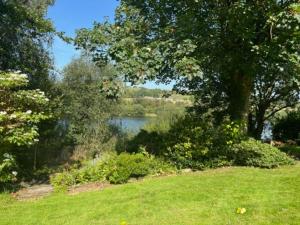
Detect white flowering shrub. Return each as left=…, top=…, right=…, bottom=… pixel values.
left=0, top=71, right=50, bottom=146
left=0, top=153, right=17, bottom=185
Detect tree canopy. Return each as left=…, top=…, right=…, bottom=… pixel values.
left=61, top=56, right=119, bottom=159
left=0, top=0, right=56, bottom=91
left=76, top=0, right=300, bottom=130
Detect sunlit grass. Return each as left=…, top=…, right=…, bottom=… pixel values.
left=1, top=164, right=299, bottom=225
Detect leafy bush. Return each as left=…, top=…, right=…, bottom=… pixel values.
left=50, top=172, right=75, bottom=192
left=0, top=154, right=18, bottom=186
left=106, top=153, right=172, bottom=184
left=273, top=110, right=300, bottom=142
left=162, top=115, right=245, bottom=169
left=50, top=162, right=108, bottom=192
left=280, top=146, right=300, bottom=159
left=50, top=153, right=175, bottom=191
left=232, top=139, right=295, bottom=168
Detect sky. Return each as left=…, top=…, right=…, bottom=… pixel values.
left=47, top=0, right=172, bottom=90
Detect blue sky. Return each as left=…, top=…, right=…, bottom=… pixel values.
left=47, top=0, right=172, bottom=90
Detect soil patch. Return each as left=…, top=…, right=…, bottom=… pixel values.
left=13, top=184, right=53, bottom=200
left=68, top=182, right=111, bottom=195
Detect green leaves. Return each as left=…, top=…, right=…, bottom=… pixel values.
left=0, top=71, right=28, bottom=88
left=0, top=71, right=50, bottom=147
left=0, top=153, right=17, bottom=184
left=75, top=0, right=300, bottom=126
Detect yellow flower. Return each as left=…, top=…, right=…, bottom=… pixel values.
left=120, top=221, right=127, bottom=225
left=236, top=207, right=246, bottom=214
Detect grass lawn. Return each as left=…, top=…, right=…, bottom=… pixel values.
left=0, top=164, right=299, bottom=225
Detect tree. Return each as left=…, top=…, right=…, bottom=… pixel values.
left=61, top=56, right=119, bottom=159
left=272, top=109, right=300, bottom=141
left=0, top=0, right=66, bottom=172
left=176, top=60, right=300, bottom=139
left=0, top=0, right=55, bottom=91
left=248, top=64, right=300, bottom=139
left=75, top=1, right=300, bottom=132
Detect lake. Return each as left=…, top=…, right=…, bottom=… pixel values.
left=109, top=117, right=149, bottom=133
left=110, top=117, right=273, bottom=139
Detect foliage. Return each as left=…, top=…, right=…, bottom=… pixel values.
left=134, top=114, right=245, bottom=169
left=273, top=110, right=300, bottom=141
left=124, top=87, right=167, bottom=98
left=75, top=0, right=300, bottom=127
left=280, top=145, right=300, bottom=159
left=164, top=118, right=294, bottom=169
left=50, top=171, right=75, bottom=192
left=248, top=70, right=300, bottom=139
left=164, top=116, right=246, bottom=169
left=128, top=113, right=295, bottom=169
left=0, top=0, right=55, bottom=90
left=0, top=154, right=17, bottom=186
left=231, top=139, right=294, bottom=168
left=61, top=56, right=119, bottom=160
left=119, top=94, right=189, bottom=118
left=0, top=0, right=67, bottom=180
left=0, top=71, right=50, bottom=147
left=50, top=152, right=175, bottom=191
left=106, top=152, right=173, bottom=184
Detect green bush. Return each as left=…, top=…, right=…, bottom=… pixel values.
left=50, top=153, right=175, bottom=191
left=280, top=146, right=300, bottom=159
left=0, top=154, right=18, bottom=189
left=232, top=139, right=295, bottom=168
left=50, top=172, right=75, bottom=192
left=162, top=116, right=245, bottom=169
left=106, top=153, right=174, bottom=184
left=273, top=110, right=300, bottom=142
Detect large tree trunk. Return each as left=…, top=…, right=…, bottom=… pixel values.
left=227, top=72, right=253, bottom=132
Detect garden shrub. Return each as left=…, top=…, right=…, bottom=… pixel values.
left=106, top=153, right=174, bottom=184
left=0, top=153, right=18, bottom=190
left=279, top=146, right=300, bottom=159
left=50, top=162, right=109, bottom=192
left=50, top=152, right=175, bottom=191
left=50, top=172, right=75, bottom=192
left=163, top=115, right=245, bottom=169
left=231, top=139, right=295, bottom=168
left=273, top=110, right=300, bottom=142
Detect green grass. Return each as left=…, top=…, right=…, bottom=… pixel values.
left=1, top=164, right=300, bottom=225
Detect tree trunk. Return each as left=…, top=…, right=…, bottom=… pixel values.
left=227, top=72, right=253, bottom=132
left=253, top=106, right=267, bottom=140
left=33, top=147, right=37, bottom=171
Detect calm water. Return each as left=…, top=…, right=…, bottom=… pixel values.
left=110, top=117, right=149, bottom=133
left=110, top=117, right=273, bottom=139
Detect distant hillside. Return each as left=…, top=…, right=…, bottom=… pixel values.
left=119, top=87, right=192, bottom=118
left=123, top=87, right=193, bottom=102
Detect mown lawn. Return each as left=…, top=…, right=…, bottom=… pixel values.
left=0, top=164, right=299, bottom=225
